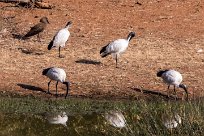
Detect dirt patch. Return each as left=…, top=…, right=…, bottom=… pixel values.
left=0, top=0, right=204, bottom=100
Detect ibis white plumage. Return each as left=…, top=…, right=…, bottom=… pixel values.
left=157, top=69, right=188, bottom=100
left=48, top=21, right=72, bottom=58
left=100, top=32, right=135, bottom=68
left=42, top=67, right=70, bottom=98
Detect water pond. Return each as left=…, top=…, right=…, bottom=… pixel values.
left=0, top=96, right=203, bottom=136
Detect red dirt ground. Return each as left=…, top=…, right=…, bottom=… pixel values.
left=0, top=0, right=204, bottom=100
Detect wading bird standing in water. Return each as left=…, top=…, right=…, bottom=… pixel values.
left=23, top=17, right=49, bottom=41
left=100, top=32, right=135, bottom=68
left=48, top=21, right=72, bottom=58
left=157, top=69, right=188, bottom=100
left=42, top=67, right=70, bottom=98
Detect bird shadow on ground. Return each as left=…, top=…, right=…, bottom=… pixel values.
left=75, top=59, right=101, bottom=65
left=17, top=83, right=66, bottom=97
left=17, top=47, right=45, bottom=55
left=17, top=83, right=46, bottom=93
left=131, top=87, right=181, bottom=100
left=12, top=33, right=24, bottom=40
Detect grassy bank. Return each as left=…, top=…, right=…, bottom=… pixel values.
left=0, top=95, right=203, bottom=135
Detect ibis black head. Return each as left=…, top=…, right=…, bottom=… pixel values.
left=40, top=17, right=49, bottom=24
left=65, top=21, right=72, bottom=27
left=157, top=69, right=169, bottom=77
left=127, top=32, right=136, bottom=41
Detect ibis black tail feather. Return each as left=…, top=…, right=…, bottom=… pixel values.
left=101, top=52, right=110, bottom=58
left=100, top=44, right=108, bottom=54
left=42, top=67, right=52, bottom=75
left=48, top=35, right=56, bottom=50
left=157, top=69, right=169, bottom=77
left=48, top=40, right=54, bottom=50
left=100, top=44, right=110, bottom=58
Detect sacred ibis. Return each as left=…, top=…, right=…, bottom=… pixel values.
left=157, top=69, right=188, bottom=100
left=48, top=21, right=72, bottom=58
left=100, top=32, right=135, bottom=68
left=42, top=67, right=70, bottom=98
left=23, top=17, right=49, bottom=41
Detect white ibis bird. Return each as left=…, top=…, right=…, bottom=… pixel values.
left=157, top=69, right=188, bottom=100
left=48, top=21, right=72, bottom=58
left=23, top=17, right=49, bottom=41
left=100, top=32, right=135, bottom=68
left=42, top=67, right=70, bottom=98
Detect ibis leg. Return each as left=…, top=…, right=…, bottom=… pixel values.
left=167, top=85, right=170, bottom=98
left=173, top=85, right=177, bottom=95
left=168, top=85, right=170, bottom=90
left=47, top=80, right=51, bottom=94
left=59, top=47, right=64, bottom=58
left=37, top=34, right=41, bottom=42
left=116, top=54, right=118, bottom=68
left=59, top=47, right=61, bottom=58
left=64, top=82, right=69, bottom=99
left=56, top=81, right=59, bottom=97
left=185, top=90, right=189, bottom=101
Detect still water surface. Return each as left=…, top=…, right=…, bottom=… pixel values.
left=0, top=97, right=203, bottom=136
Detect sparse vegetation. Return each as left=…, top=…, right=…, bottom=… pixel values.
left=0, top=96, right=203, bottom=135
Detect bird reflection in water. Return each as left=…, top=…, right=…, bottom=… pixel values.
left=104, top=111, right=126, bottom=128
left=163, top=114, right=181, bottom=129
left=45, top=111, right=68, bottom=126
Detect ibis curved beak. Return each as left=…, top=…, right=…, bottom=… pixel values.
left=179, top=84, right=188, bottom=101
left=63, top=82, right=70, bottom=99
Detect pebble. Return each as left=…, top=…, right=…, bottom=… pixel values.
left=197, top=49, right=203, bottom=53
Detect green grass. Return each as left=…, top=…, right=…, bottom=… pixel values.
left=0, top=95, right=203, bottom=136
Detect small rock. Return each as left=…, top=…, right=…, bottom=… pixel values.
left=197, top=49, right=203, bottom=53
left=135, top=2, right=142, bottom=5
left=0, top=28, right=7, bottom=34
